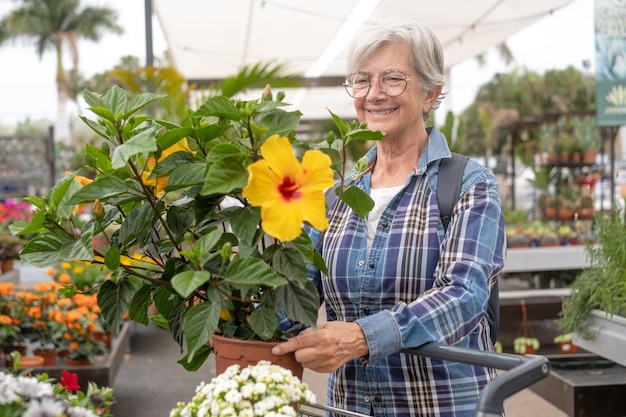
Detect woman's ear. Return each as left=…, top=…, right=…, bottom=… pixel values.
left=423, top=86, right=443, bottom=112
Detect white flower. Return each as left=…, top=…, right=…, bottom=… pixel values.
left=170, top=361, right=316, bottom=417
left=0, top=368, right=112, bottom=417
left=22, top=397, right=66, bottom=417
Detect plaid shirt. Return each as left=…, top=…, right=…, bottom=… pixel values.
left=306, top=127, right=506, bottom=417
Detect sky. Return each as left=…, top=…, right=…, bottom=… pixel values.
left=0, top=0, right=595, bottom=128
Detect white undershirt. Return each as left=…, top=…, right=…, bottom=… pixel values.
left=367, top=185, right=404, bottom=251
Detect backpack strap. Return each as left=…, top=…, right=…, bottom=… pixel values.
left=437, top=153, right=500, bottom=344
left=437, top=152, right=469, bottom=232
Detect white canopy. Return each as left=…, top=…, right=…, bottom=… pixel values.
left=153, top=0, right=574, bottom=120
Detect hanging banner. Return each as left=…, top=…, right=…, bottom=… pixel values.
left=595, top=0, right=626, bottom=126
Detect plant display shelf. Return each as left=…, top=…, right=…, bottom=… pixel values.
left=502, top=245, right=590, bottom=274
left=2, top=321, right=131, bottom=391
left=530, top=353, right=626, bottom=417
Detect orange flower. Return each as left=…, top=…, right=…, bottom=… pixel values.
left=57, top=272, right=71, bottom=284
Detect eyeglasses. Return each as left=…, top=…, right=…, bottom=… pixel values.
left=343, top=71, right=411, bottom=98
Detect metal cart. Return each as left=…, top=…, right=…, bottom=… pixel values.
left=298, top=341, right=551, bottom=417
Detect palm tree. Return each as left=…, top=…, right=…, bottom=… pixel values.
left=0, top=0, right=123, bottom=143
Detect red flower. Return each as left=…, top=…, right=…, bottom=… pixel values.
left=60, top=369, right=80, bottom=392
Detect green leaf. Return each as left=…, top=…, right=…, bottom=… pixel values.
left=178, top=345, right=212, bottom=371
left=69, top=175, right=130, bottom=204
left=201, top=154, right=248, bottom=195
left=185, top=300, right=222, bottom=361
left=229, top=206, right=261, bottom=245
left=98, top=278, right=136, bottom=333
left=226, top=257, right=287, bottom=286
left=123, top=92, right=166, bottom=119
left=197, top=228, right=223, bottom=265
left=328, top=109, right=347, bottom=137
left=80, top=116, right=110, bottom=139
left=150, top=314, right=170, bottom=330
left=193, top=95, right=241, bottom=120
left=118, top=202, right=157, bottom=246
left=249, top=304, right=279, bottom=340
left=111, top=126, right=160, bottom=169
left=50, top=174, right=81, bottom=215
left=272, top=246, right=308, bottom=288
left=166, top=162, right=206, bottom=191
left=157, top=127, right=196, bottom=150
left=104, top=245, right=121, bottom=270
left=128, top=284, right=153, bottom=325
left=347, top=128, right=385, bottom=141
left=172, top=271, right=212, bottom=298
left=342, top=184, right=375, bottom=219
left=102, top=85, right=128, bottom=117
left=59, top=224, right=94, bottom=261
left=259, top=109, right=301, bottom=138
left=82, top=89, right=104, bottom=108
left=166, top=205, right=195, bottom=237
left=85, top=143, right=112, bottom=172
left=19, top=233, right=71, bottom=266
left=9, top=212, right=45, bottom=236
left=275, top=280, right=320, bottom=327
left=153, top=286, right=180, bottom=324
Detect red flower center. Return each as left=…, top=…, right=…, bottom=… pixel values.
left=278, top=177, right=301, bottom=201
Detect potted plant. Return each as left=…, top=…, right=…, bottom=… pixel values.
left=571, top=115, right=600, bottom=164
left=553, top=333, right=577, bottom=354
left=0, top=229, right=24, bottom=273
left=1, top=354, right=115, bottom=415
left=557, top=202, right=626, bottom=366
left=513, top=337, right=540, bottom=355
left=170, top=360, right=315, bottom=417
left=0, top=283, right=27, bottom=357
left=15, top=84, right=381, bottom=371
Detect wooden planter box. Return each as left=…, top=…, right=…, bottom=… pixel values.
left=573, top=309, right=626, bottom=367
left=3, top=321, right=131, bottom=390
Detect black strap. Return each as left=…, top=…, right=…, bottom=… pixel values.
left=437, top=152, right=469, bottom=232
left=437, top=153, right=499, bottom=344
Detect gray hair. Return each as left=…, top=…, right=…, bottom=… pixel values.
left=347, top=20, right=445, bottom=120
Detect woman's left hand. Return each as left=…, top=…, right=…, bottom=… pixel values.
left=272, top=321, right=369, bottom=373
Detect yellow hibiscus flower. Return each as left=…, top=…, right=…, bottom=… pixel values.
left=242, top=135, right=334, bottom=242
left=141, top=138, right=193, bottom=195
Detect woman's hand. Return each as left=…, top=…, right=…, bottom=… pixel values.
left=272, top=322, right=369, bottom=373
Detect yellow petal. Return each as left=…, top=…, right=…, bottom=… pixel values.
left=260, top=200, right=304, bottom=242
left=297, top=190, right=329, bottom=232
left=300, top=149, right=334, bottom=192
left=242, top=160, right=281, bottom=206
left=260, top=135, right=300, bottom=179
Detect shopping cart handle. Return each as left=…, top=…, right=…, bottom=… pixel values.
left=401, top=342, right=551, bottom=417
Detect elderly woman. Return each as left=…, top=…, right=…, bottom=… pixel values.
left=274, top=20, right=506, bottom=417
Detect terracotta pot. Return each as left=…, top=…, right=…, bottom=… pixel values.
left=65, top=357, right=93, bottom=367
left=558, top=342, right=578, bottom=354
left=5, top=354, right=45, bottom=369
left=18, top=355, right=45, bottom=369
left=1, top=258, right=15, bottom=273
left=211, top=335, right=303, bottom=379
left=33, top=349, right=58, bottom=366
left=582, top=149, right=598, bottom=164
left=92, top=331, right=112, bottom=349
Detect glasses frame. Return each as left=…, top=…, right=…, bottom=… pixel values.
left=342, top=71, right=411, bottom=99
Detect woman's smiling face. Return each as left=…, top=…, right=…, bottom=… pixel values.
left=353, top=42, right=435, bottom=141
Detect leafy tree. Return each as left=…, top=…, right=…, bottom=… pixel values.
left=0, top=0, right=123, bottom=144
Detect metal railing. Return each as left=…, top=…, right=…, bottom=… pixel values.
left=298, top=342, right=550, bottom=417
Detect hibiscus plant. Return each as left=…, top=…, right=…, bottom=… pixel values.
left=14, top=84, right=381, bottom=370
